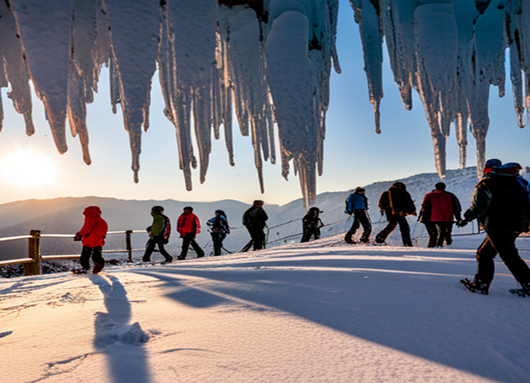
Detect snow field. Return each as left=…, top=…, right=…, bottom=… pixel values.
left=2, top=234, right=530, bottom=382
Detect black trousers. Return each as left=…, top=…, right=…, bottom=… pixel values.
left=376, top=215, right=412, bottom=246
left=180, top=233, right=204, bottom=259
left=301, top=227, right=321, bottom=242
left=211, top=232, right=226, bottom=256
left=242, top=226, right=265, bottom=251
left=143, top=236, right=172, bottom=262
left=475, top=231, right=530, bottom=286
left=425, top=222, right=454, bottom=247
left=345, top=210, right=372, bottom=243
left=80, top=246, right=104, bottom=270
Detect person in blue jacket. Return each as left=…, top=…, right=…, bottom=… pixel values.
left=344, top=187, right=371, bottom=244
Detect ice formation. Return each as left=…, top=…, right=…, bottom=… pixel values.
left=351, top=0, right=530, bottom=177
left=0, top=1, right=528, bottom=203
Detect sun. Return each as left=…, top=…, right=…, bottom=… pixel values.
left=2, top=150, right=56, bottom=186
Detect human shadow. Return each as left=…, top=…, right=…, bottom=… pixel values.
left=89, top=274, right=150, bottom=383
left=132, top=250, right=530, bottom=383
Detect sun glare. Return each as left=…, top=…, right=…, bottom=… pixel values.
left=2, top=150, right=55, bottom=186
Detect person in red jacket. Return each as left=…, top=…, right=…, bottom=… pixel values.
left=73, top=206, right=108, bottom=274
left=419, top=182, right=462, bottom=247
left=177, top=206, right=205, bottom=260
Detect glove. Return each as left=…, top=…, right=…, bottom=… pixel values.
left=73, top=234, right=82, bottom=241
left=456, top=219, right=468, bottom=228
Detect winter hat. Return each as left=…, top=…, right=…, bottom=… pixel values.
left=215, top=209, right=226, bottom=217
left=355, top=187, right=365, bottom=193
left=253, top=200, right=264, bottom=207
left=183, top=206, right=193, bottom=212
left=392, top=182, right=406, bottom=190
left=484, top=158, right=502, bottom=174
left=435, top=182, right=446, bottom=191
left=496, top=162, right=522, bottom=175
left=151, top=206, right=164, bottom=214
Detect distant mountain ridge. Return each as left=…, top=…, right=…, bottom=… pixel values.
left=0, top=167, right=480, bottom=260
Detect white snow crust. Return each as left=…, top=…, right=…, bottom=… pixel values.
left=2, top=233, right=530, bottom=382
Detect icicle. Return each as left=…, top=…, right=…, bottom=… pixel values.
left=350, top=0, right=384, bottom=133
left=0, top=1, right=34, bottom=136
left=105, top=0, right=160, bottom=182
left=9, top=0, right=72, bottom=151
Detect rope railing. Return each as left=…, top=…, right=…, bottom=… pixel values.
left=0, top=214, right=508, bottom=276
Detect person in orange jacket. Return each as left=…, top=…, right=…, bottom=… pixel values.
left=73, top=206, right=108, bottom=274
left=177, top=206, right=205, bottom=260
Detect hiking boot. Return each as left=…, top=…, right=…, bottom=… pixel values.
left=161, top=256, right=173, bottom=264
left=92, top=261, right=104, bottom=274
left=460, top=278, right=489, bottom=295
left=177, top=255, right=186, bottom=260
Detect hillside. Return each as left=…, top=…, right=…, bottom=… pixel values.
left=0, top=167, right=480, bottom=262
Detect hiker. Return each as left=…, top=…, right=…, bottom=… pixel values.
left=344, top=187, right=371, bottom=244
left=241, top=200, right=268, bottom=251
left=73, top=206, right=108, bottom=274
left=177, top=206, right=205, bottom=260
left=459, top=162, right=530, bottom=296
left=418, top=182, right=462, bottom=247
left=142, top=206, right=173, bottom=263
left=301, top=207, right=324, bottom=242
left=375, top=182, right=417, bottom=246
left=207, top=210, right=230, bottom=256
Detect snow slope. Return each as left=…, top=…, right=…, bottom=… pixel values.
left=2, top=234, right=530, bottom=382
left=0, top=166, right=481, bottom=263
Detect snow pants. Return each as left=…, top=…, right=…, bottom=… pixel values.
left=375, top=215, right=412, bottom=246
left=425, top=222, right=453, bottom=247
left=475, top=231, right=530, bottom=286
left=345, top=210, right=371, bottom=243
left=143, top=236, right=172, bottom=262
left=211, top=232, right=226, bottom=256
left=180, top=233, right=204, bottom=259
left=301, top=226, right=321, bottom=242
left=242, top=226, right=265, bottom=251
left=80, top=245, right=104, bottom=271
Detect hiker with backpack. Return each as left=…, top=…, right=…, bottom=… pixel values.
left=177, top=206, right=205, bottom=260
left=458, top=161, right=530, bottom=296
left=207, top=210, right=230, bottom=256
left=375, top=182, right=417, bottom=246
left=344, top=187, right=371, bottom=244
left=142, top=206, right=173, bottom=263
left=418, top=182, right=462, bottom=247
left=73, top=206, right=108, bottom=274
left=241, top=200, right=268, bottom=251
left=301, top=207, right=324, bottom=242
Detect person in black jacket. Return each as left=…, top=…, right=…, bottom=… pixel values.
left=301, top=207, right=324, bottom=242
left=241, top=200, right=268, bottom=251
left=459, top=162, right=530, bottom=296
left=375, top=182, right=417, bottom=246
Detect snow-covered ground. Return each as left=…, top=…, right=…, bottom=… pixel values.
left=2, top=233, right=530, bottom=382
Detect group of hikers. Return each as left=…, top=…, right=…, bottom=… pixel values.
left=71, top=159, right=530, bottom=297
left=72, top=200, right=268, bottom=274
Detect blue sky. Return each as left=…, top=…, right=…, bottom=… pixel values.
left=0, top=0, right=528, bottom=206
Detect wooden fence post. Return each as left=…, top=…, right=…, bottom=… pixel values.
left=24, top=230, right=41, bottom=276
left=126, top=230, right=133, bottom=262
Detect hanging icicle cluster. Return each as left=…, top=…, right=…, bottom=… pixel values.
left=0, top=0, right=340, bottom=205
left=1, top=0, right=529, bottom=205
left=351, top=0, right=530, bottom=178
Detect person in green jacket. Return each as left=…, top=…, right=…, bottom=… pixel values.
left=142, top=206, right=173, bottom=263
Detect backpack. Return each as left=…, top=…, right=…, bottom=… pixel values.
left=161, top=214, right=171, bottom=244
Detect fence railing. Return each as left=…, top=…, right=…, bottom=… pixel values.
left=0, top=218, right=497, bottom=276
left=0, top=229, right=148, bottom=276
